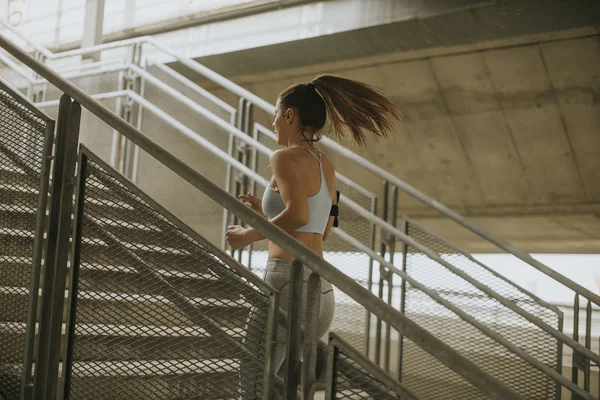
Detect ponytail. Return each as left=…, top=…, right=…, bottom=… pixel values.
left=310, top=74, right=401, bottom=146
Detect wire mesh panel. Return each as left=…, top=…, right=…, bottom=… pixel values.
left=0, top=81, right=52, bottom=399
left=327, top=333, right=419, bottom=400
left=37, top=72, right=121, bottom=163
left=65, top=150, right=276, bottom=400
left=399, top=219, right=560, bottom=400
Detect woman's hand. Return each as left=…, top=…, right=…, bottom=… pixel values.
left=226, top=225, right=258, bottom=250
left=238, top=193, right=265, bottom=217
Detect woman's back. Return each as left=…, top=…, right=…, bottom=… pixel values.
left=267, top=144, right=336, bottom=260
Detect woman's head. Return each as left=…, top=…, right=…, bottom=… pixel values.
left=273, top=82, right=326, bottom=146
left=273, top=74, right=401, bottom=147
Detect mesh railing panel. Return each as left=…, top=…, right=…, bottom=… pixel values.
left=136, top=108, right=228, bottom=245
left=0, top=84, right=50, bottom=400
left=399, top=220, right=559, bottom=400
left=146, top=64, right=233, bottom=123
left=329, top=334, right=419, bottom=400
left=405, top=219, right=560, bottom=328
left=68, top=154, right=273, bottom=400
left=398, top=334, right=490, bottom=400
left=38, top=95, right=118, bottom=165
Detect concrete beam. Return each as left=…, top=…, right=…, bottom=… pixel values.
left=185, top=0, right=599, bottom=78
left=81, top=0, right=105, bottom=62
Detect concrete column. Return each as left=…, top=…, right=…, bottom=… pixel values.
left=81, top=0, right=105, bottom=62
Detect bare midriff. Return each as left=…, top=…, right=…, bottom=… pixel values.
left=268, top=231, right=324, bottom=261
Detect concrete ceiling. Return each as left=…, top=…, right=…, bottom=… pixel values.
left=184, top=0, right=600, bottom=78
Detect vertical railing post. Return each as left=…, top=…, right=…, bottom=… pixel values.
left=33, top=94, right=72, bottom=400
left=61, top=151, right=88, bottom=400
left=45, top=100, right=82, bottom=400
left=241, top=100, right=254, bottom=265
left=262, top=290, right=280, bottom=400
left=375, top=181, right=390, bottom=366
left=247, top=116, right=259, bottom=269
left=110, top=70, right=126, bottom=168
left=21, top=119, right=56, bottom=400
left=556, top=312, right=564, bottom=400
left=121, top=43, right=143, bottom=180
left=221, top=110, right=238, bottom=250
left=572, top=294, right=582, bottom=400
left=585, top=301, right=592, bottom=392
left=231, top=98, right=253, bottom=263
left=324, top=335, right=339, bottom=400
left=384, top=185, right=398, bottom=373
left=397, top=218, right=409, bottom=382
left=364, top=196, right=378, bottom=357
left=284, top=260, right=304, bottom=399
left=302, top=273, right=321, bottom=399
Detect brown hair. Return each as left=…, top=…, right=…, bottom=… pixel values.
left=278, top=74, right=401, bottom=146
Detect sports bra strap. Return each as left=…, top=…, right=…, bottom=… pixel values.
left=298, top=145, right=322, bottom=163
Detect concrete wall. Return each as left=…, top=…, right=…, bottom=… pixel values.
left=189, top=33, right=600, bottom=254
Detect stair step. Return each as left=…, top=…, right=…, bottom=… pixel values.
left=71, top=359, right=238, bottom=376
left=0, top=184, right=39, bottom=210
left=0, top=184, right=193, bottom=248
left=0, top=203, right=177, bottom=249
left=0, top=184, right=142, bottom=224
left=0, top=321, right=245, bottom=363
left=67, top=364, right=239, bottom=400
left=0, top=287, right=251, bottom=327
left=0, top=166, right=38, bottom=187
left=0, top=362, right=240, bottom=400
left=0, top=206, right=37, bottom=231
left=0, top=230, right=204, bottom=274
left=0, top=255, right=242, bottom=301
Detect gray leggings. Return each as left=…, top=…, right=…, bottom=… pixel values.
left=242, top=259, right=335, bottom=399
left=264, top=259, right=336, bottom=377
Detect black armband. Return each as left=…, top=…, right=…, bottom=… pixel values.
left=330, top=190, right=340, bottom=228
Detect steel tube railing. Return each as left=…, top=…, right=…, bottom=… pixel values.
left=33, top=95, right=72, bottom=400
left=0, top=31, right=525, bottom=400
left=35, top=90, right=129, bottom=109
left=151, top=62, right=237, bottom=115
left=0, top=50, right=33, bottom=82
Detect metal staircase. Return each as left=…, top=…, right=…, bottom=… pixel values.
left=0, top=21, right=599, bottom=400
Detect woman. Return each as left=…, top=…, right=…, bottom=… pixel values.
left=226, top=74, right=400, bottom=397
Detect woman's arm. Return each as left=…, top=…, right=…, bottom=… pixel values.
left=227, top=150, right=309, bottom=249
left=322, top=216, right=335, bottom=241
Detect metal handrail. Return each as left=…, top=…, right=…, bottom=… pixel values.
left=150, top=62, right=237, bottom=115
left=5, top=23, right=597, bottom=313
left=35, top=90, right=130, bottom=109
left=0, top=32, right=526, bottom=400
